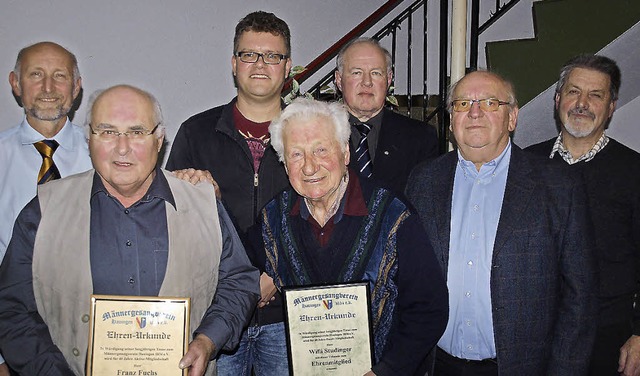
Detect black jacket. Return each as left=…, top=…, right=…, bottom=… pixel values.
left=349, top=108, right=439, bottom=194
left=166, top=97, right=290, bottom=235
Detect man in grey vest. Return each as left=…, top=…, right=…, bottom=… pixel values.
left=0, top=84, right=259, bottom=376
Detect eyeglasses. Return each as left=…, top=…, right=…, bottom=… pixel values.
left=451, top=98, right=511, bottom=112
left=235, top=51, right=288, bottom=65
left=90, top=123, right=160, bottom=142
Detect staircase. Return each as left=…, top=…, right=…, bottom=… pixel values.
left=486, top=0, right=640, bottom=106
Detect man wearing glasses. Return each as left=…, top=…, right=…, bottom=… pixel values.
left=166, top=11, right=291, bottom=376
left=0, top=85, right=259, bottom=376
left=406, top=70, right=597, bottom=375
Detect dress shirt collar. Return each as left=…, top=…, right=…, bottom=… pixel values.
left=456, top=140, right=512, bottom=182
left=18, top=116, right=80, bottom=151
left=549, top=131, right=609, bottom=164
left=91, top=167, right=176, bottom=209
left=348, top=110, right=383, bottom=130
left=292, top=168, right=369, bottom=223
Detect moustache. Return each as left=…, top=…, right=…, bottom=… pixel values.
left=568, top=107, right=595, bottom=119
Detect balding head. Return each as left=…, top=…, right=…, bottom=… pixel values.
left=86, top=85, right=165, bottom=207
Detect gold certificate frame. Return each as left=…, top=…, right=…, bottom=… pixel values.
left=87, top=295, right=190, bottom=376
left=283, top=282, right=373, bottom=375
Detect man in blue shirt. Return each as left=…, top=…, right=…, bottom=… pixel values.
left=407, top=70, right=597, bottom=375
left=0, top=85, right=259, bottom=375
left=0, top=41, right=92, bottom=375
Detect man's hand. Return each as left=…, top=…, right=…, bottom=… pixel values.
left=179, top=334, right=216, bottom=376
left=0, top=363, right=10, bottom=376
left=172, top=168, right=221, bottom=199
left=258, top=273, right=277, bottom=308
left=619, top=335, right=640, bottom=375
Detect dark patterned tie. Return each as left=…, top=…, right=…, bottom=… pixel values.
left=354, top=122, right=373, bottom=178
left=34, top=140, right=61, bottom=184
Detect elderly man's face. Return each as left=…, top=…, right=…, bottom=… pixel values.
left=232, top=31, right=291, bottom=103
left=335, top=43, right=392, bottom=121
left=450, top=71, right=517, bottom=164
left=9, top=43, right=81, bottom=124
left=283, top=115, right=349, bottom=206
left=89, top=87, right=163, bottom=203
left=556, top=67, right=615, bottom=140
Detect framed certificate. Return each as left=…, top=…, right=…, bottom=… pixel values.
left=86, top=295, right=190, bottom=376
left=283, top=282, right=373, bottom=375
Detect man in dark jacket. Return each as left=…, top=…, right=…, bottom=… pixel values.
left=334, top=37, right=439, bottom=193
left=166, top=11, right=291, bottom=376
left=526, top=54, right=640, bottom=376
left=407, top=70, right=597, bottom=375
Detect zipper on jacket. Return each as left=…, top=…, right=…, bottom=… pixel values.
left=253, top=172, right=259, bottom=223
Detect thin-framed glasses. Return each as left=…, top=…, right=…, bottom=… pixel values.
left=451, top=98, right=511, bottom=112
left=90, top=123, right=160, bottom=142
left=235, top=51, right=288, bottom=65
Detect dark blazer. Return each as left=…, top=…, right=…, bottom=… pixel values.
left=350, top=108, right=438, bottom=194
left=406, top=145, right=598, bottom=376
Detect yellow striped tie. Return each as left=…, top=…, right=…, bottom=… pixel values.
left=34, top=140, right=61, bottom=184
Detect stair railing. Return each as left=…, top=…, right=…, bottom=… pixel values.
left=290, top=0, right=523, bottom=154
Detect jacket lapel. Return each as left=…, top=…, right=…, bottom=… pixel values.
left=492, top=146, right=535, bottom=257
left=432, top=153, right=457, bottom=271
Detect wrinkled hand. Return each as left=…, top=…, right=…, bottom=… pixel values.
left=172, top=168, right=220, bottom=199
left=619, top=335, right=640, bottom=376
left=258, top=273, right=277, bottom=308
left=0, top=363, right=10, bottom=376
left=179, top=334, right=216, bottom=376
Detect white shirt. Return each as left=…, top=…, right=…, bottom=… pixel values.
left=0, top=117, right=92, bottom=260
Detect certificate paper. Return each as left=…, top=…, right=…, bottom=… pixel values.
left=283, top=283, right=373, bottom=375
left=87, top=295, right=190, bottom=376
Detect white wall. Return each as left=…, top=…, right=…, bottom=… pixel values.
left=3, top=0, right=637, bottom=156
left=0, top=0, right=390, bottom=162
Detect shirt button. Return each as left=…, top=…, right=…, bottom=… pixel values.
left=473, top=204, right=479, bottom=211
left=128, top=277, right=135, bottom=284
left=466, top=320, right=472, bottom=326
left=465, top=291, right=471, bottom=297
left=82, top=314, right=90, bottom=323
left=467, top=260, right=473, bottom=267
left=126, top=240, right=132, bottom=247
left=467, top=345, right=473, bottom=350
left=124, top=209, right=130, bottom=215
left=72, top=348, right=80, bottom=356
left=471, top=233, right=477, bottom=239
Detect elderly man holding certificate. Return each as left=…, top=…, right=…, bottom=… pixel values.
left=0, top=84, right=259, bottom=376
left=245, top=98, right=448, bottom=376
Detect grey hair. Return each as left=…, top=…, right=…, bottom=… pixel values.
left=336, top=37, right=392, bottom=75
left=555, top=54, right=621, bottom=101
left=14, top=41, right=81, bottom=83
left=269, top=97, right=351, bottom=162
left=84, top=84, right=165, bottom=139
left=446, top=70, right=518, bottom=112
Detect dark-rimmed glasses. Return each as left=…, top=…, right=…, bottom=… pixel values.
left=235, top=51, right=288, bottom=65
